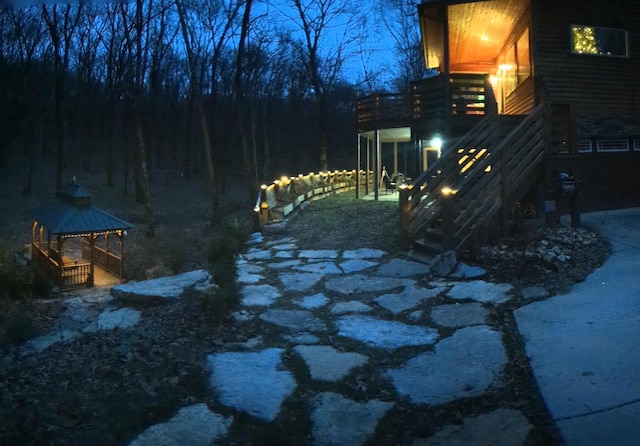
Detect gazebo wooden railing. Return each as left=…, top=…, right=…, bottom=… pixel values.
left=31, top=241, right=92, bottom=288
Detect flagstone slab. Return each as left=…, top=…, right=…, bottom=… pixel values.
left=279, top=272, right=325, bottom=292
left=236, top=263, right=264, bottom=284
left=244, top=249, right=272, bottom=261
left=259, top=309, right=327, bottom=332
left=111, top=270, right=212, bottom=303
left=128, top=403, right=233, bottom=446
left=293, top=262, right=342, bottom=275
left=325, top=274, right=413, bottom=295
left=375, top=258, right=428, bottom=278
left=294, top=293, right=330, bottom=309
left=375, top=285, right=444, bottom=314
left=336, top=315, right=439, bottom=349
left=339, top=259, right=378, bottom=274
left=268, top=259, right=302, bottom=269
left=274, top=250, right=295, bottom=259
left=299, top=249, right=339, bottom=259
left=265, top=237, right=296, bottom=247
left=330, top=301, right=374, bottom=314
left=342, top=248, right=387, bottom=259
left=96, top=307, right=141, bottom=331
left=385, top=325, right=506, bottom=405
left=445, top=280, right=513, bottom=304
left=293, top=345, right=368, bottom=382
left=311, top=392, right=393, bottom=446
left=205, top=349, right=296, bottom=421
left=272, top=243, right=296, bottom=251
left=19, top=329, right=82, bottom=356
left=430, top=303, right=488, bottom=328
left=412, top=408, right=531, bottom=446
left=240, top=284, right=281, bottom=306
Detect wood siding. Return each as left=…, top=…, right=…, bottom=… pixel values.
left=532, top=0, right=640, bottom=118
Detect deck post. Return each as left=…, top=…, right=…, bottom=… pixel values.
left=356, top=135, right=361, bottom=198
left=399, top=185, right=411, bottom=250
left=441, top=190, right=456, bottom=252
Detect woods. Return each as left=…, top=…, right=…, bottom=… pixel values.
left=0, top=0, right=401, bottom=226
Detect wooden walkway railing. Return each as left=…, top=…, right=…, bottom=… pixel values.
left=254, top=170, right=373, bottom=229
left=400, top=104, right=546, bottom=252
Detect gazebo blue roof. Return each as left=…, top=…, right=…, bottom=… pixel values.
left=32, top=183, right=132, bottom=236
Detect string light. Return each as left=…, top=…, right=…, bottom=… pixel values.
left=572, top=26, right=597, bottom=54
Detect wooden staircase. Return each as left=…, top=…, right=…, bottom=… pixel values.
left=399, top=104, right=546, bottom=253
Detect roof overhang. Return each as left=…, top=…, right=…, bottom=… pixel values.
left=419, top=0, right=529, bottom=73
left=359, top=127, right=412, bottom=143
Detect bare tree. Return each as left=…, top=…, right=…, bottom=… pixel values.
left=287, top=0, right=363, bottom=172
left=41, top=3, right=83, bottom=193
left=377, top=0, right=431, bottom=91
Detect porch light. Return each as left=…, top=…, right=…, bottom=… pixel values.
left=441, top=186, right=457, bottom=196
left=490, top=75, right=499, bottom=86
left=498, top=64, right=513, bottom=72
left=430, top=136, right=443, bottom=151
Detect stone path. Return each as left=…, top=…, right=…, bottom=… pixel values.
left=18, top=234, right=536, bottom=445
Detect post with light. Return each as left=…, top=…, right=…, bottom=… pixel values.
left=399, top=184, right=411, bottom=250
left=441, top=186, right=457, bottom=251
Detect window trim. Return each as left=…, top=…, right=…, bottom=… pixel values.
left=578, top=140, right=593, bottom=153
left=570, top=24, right=629, bottom=58
left=596, top=139, right=629, bottom=153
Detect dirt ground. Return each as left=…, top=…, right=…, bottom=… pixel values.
left=0, top=158, right=609, bottom=445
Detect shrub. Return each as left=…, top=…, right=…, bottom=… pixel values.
left=203, top=223, right=249, bottom=320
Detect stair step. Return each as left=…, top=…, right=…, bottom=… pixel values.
left=412, top=237, right=444, bottom=255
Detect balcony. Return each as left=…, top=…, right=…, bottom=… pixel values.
left=356, top=73, right=497, bottom=134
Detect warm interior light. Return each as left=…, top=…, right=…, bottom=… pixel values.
left=490, top=75, right=498, bottom=86
left=498, top=64, right=513, bottom=71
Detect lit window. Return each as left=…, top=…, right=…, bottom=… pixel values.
left=571, top=25, right=628, bottom=57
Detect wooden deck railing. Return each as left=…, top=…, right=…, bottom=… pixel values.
left=356, top=74, right=496, bottom=127
left=82, top=240, right=123, bottom=277
left=254, top=170, right=373, bottom=228
left=400, top=103, right=546, bottom=252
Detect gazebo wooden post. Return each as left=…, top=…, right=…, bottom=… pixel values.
left=88, top=232, right=96, bottom=287
left=119, top=231, right=124, bottom=279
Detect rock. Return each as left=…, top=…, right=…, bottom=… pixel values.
left=325, top=274, right=413, bottom=295
left=336, top=315, right=439, bottom=349
left=111, top=270, right=212, bottom=304
left=430, top=303, right=487, bottom=328
left=375, top=258, right=428, bottom=278
left=293, top=345, right=368, bottom=382
left=240, top=284, right=281, bottom=306
left=374, top=285, right=444, bottom=314
left=128, top=403, right=232, bottom=446
left=339, top=259, right=378, bottom=273
left=330, top=301, right=374, bottom=314
left=96, top=307, right=140, bottom=331
left=293, top=261, right=342, bottom=275
left=311, top=392, right=393, bottom=446
left=521, top=285, right=548, bottom=300
left=429, top=250, right=458, bottom=278
left=205, top=349, right=296, bottom=421
left=19, top=329, right=81, bottom=357
left=449, top=262, right=486, bottom=279
left=278, top=272, right=324, bottom=292
left=342, top=248, right=387, bottom=259
left=259, top=309, right=327, bottom=332
left=385, top=325, right=506, bottom=405
left=446, top=280, right=513, bottom=304
left=299, top=249, right=339, bottom=259
left=294, top=292, right=330, bottom=309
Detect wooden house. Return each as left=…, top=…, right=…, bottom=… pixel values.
left=356, top=0, right=640, bottom=251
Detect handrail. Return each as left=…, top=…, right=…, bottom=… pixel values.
left=400, top=103, right=547, bottom=252
left=253, top=169, right=373, bottom=230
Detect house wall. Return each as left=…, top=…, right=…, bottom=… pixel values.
left=532, top=0, right=640, bottom=210
left=532, top=0, right=640, bottom=118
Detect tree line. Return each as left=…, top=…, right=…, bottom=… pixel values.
left=0, top=0, right=428, bottom=232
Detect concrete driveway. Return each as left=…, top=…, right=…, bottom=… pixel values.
left=515, top=208, right=640, bottom=445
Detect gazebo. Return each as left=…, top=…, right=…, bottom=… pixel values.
left=31, top=182, right=133, bottom=288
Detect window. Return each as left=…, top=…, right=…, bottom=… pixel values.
left=633, top=139, right=640, bottom=151
left=596, top=139, right=629, bottom=152
left=516, top=29, right=531, bottom=84
left=571, top=25, right=629, bottom=57
left=578, top=140, right=592, bottom=153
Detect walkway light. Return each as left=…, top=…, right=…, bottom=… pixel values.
left=430, top=136, right=443, bottom=151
